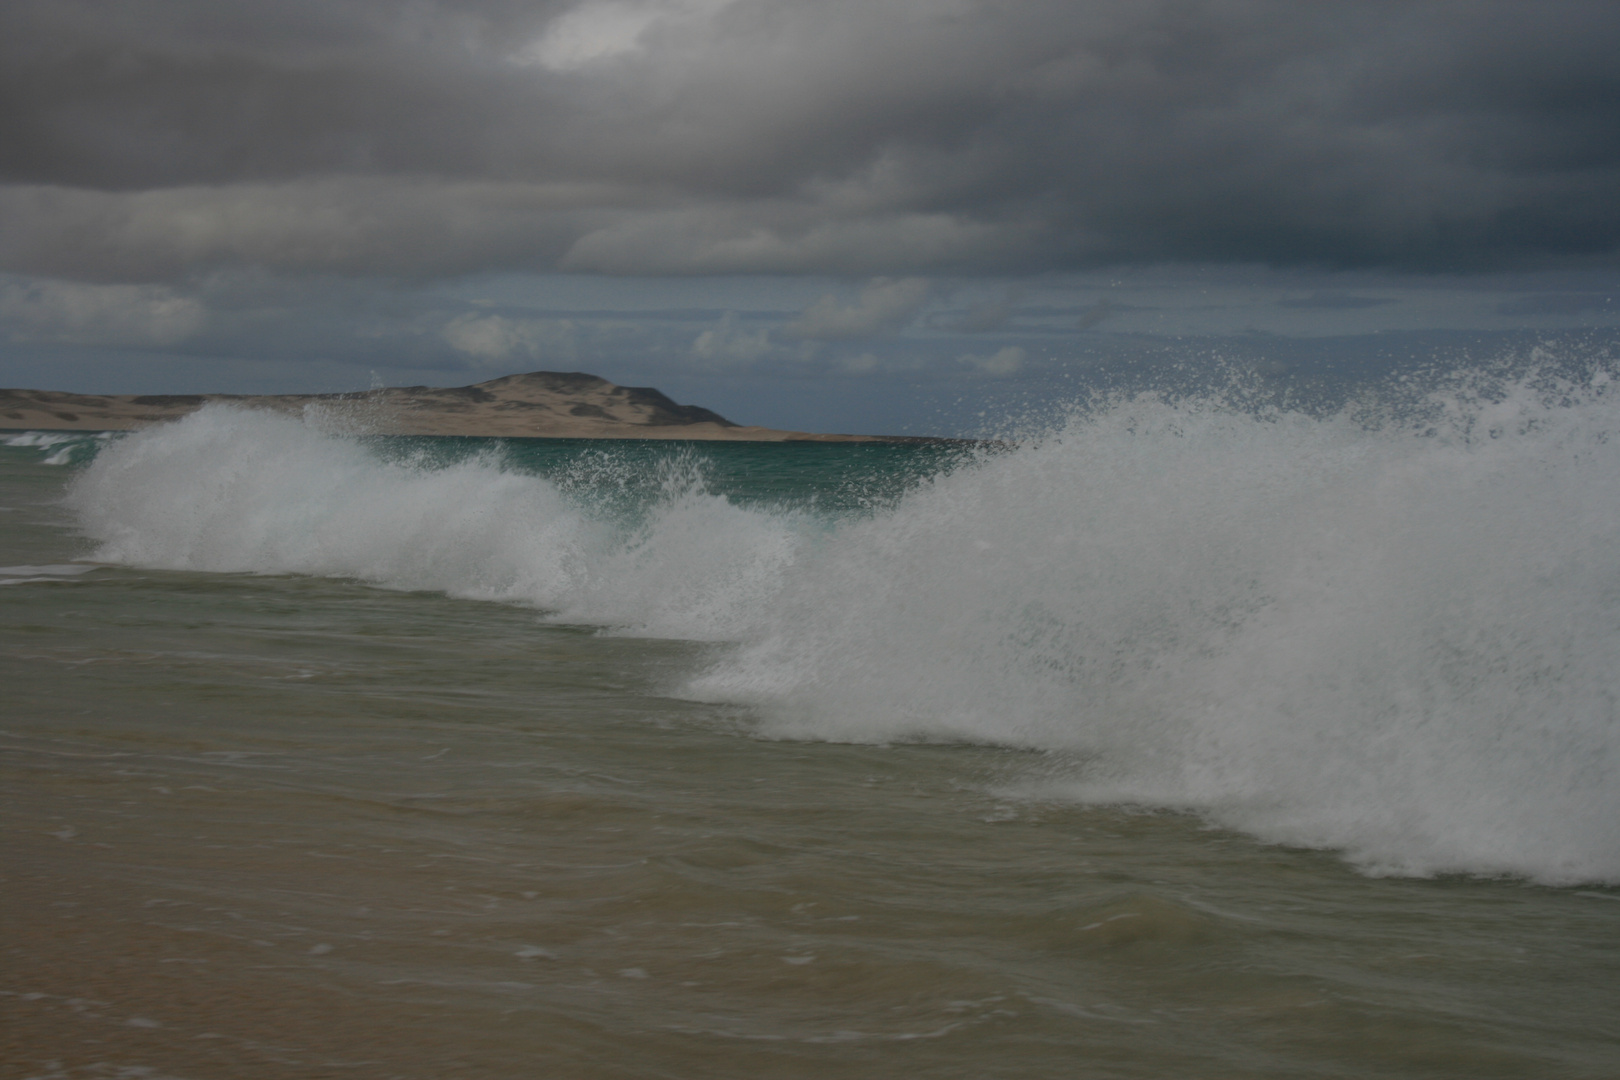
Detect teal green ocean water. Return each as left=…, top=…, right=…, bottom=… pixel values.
left=4, top=394, right=1619, bottom=1078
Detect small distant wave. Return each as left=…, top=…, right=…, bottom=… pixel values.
left=0, top=563, right=98, bottom=586
left=62, top=366, right=1620, bottom=885
left=3, top=430, right=119, bottom=466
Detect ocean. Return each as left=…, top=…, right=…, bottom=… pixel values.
left=4, top=364, right=1619, bottom=1078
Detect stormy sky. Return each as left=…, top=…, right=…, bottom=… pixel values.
left=3, top=0, right=1618, bottom=432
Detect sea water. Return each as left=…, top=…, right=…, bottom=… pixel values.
left=3, top=366, right=1618, bottom=1078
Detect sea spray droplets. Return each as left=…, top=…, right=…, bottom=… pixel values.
left=64, top=382, right=1620, bottom=884
left=691, top=379, right=1620, bottom=884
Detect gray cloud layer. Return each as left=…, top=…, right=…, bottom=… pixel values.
left=4, top=0, right=1619, bottom=283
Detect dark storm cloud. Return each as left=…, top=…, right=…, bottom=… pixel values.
left=3, top=0, right=1619, bottom=283
left=1495, top=293, right=1615, bottom=316
left=1278, top=292, right=1397, bottom=310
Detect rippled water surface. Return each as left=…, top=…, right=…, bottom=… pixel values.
left=3, top=399, right=1619, bottom=1078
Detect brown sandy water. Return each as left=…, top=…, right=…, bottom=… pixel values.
left=3, top=437, right=1619, bottom=1079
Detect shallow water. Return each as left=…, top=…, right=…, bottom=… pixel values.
left=3, top=397, right=1619, bottom=1078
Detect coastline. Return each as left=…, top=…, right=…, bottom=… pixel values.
left=0, top=370, right=944, bottom=443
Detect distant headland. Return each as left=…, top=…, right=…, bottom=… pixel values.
left=0, top=371, right=932, bottom=443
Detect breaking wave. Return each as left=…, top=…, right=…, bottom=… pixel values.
left=62, top=369, right=1620, bottom=884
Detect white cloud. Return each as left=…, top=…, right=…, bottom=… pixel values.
left=0, top=181, right=606, bottom=283
left=959, top=345, right=1025, bottom=376
left=560, top=211, right=1014, bottom=276
left=0, top=181, right=1021, bottom=284
left=0, top=279, right=204, bottom=346
left=691, top=312, right=772, bottom=368
left=518, top=0, right=739, bottom=71
left=441, top=312, right=576, bottom=367
left=783, top=277, right=931, bottom=340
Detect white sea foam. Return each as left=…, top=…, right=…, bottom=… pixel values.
left=0, top=563, right=98, bottom=585
left=63, top=379, right=1620, bottom=884
left=4, top=432, right=82, bottom=447
left=63, top=406, right=799, bottom=637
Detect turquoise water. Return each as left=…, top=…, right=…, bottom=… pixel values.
left=371, top=435, right=975, bottom=515
left=3, top=388, right=1619, bottom=1078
